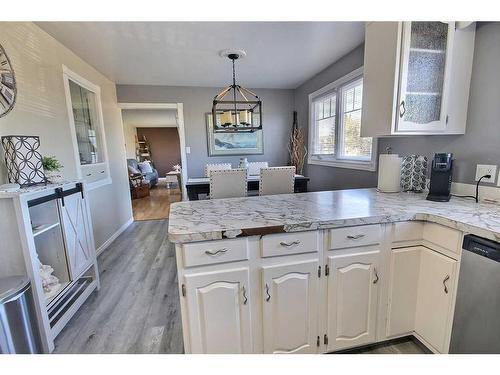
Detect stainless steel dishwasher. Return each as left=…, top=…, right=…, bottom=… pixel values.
left=449, top=234, right=500, bottom=353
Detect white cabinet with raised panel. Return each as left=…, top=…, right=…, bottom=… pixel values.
left=326, top=249, right=380, bottom=351
left=183, top=267, right=252, bottom=354
left=414, top=247, right=457, bottom=353
left=361, top=21, right=475, bottom=136
left=262, top=259, right=320, bottom=354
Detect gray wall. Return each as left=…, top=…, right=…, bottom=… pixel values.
left=294, top=22, right=500, bottom=192
left=379, top=22, right=500, bottom=185
left=0, top=23, right=132, bottom=250
left=293, top=44, right=378, bottom=191
left=116, top=85, right=294, bottom=177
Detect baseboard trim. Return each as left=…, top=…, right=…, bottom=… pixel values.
left=96, top=217, right=134, bottom=256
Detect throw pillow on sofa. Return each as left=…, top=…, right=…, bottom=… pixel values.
left=138, top=161, right=154, bottom=174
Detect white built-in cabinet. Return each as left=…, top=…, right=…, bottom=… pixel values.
left=0, top=182, right=99, bottom=353
left=175, top=221, right=463, bottom=354
left=262, top=259, right=320, bottom=354
left=326, top=250, right=380, bottom=351
left=361, top=21, right=476, bottom=136
left=183, top=267, right=252, bottom=354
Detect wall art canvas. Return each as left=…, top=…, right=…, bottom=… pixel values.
left=1, top=135, right=46, bottom=186
left=205, top=113, right=263, bottom=156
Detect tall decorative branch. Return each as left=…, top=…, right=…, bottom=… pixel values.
left=288, top=111, right=307, bottom=175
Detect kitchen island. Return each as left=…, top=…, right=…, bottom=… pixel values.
left=168, top=189, right=500, bottom=354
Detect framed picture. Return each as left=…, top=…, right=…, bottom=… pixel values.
left=206, top=112, right=264, bottom=156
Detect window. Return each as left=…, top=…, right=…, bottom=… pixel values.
left=308, top=67, right=377, bottom=171
left=63, top=65, right=111, bottom=189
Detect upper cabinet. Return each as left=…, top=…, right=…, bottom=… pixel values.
left=360, top=22, right=476, bottom=137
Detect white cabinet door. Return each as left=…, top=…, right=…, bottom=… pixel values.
left=386, top=247, right=421, bottom=338
left=262, top=259, right=319, bottom=354
left=396, top=22, right=455, bottom=133
left=184, top=267, right=252, bottom=354
left=326, top=250, right=380, bottom=351
left=59, top=191, right=94, bottom=279
left=415, top=247, right=457, bottom=353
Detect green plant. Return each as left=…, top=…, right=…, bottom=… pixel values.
left=42, top=156, right=63, bottom=172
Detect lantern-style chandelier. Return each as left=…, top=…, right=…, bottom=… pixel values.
left=212, top=49, right=262, bottom=133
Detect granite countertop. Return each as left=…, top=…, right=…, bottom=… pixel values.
left=168, top=188, right=500, bottom=244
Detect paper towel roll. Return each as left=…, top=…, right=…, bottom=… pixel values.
left=378, top=154, right=402, bottom=193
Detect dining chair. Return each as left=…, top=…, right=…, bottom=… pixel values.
left=204, top=163, right=232, bottom=177
left=209, top=168, right=248, bottom=199
left=259, top=166, right=296, bottom=196
left=247, top=161, right=269, bottom=176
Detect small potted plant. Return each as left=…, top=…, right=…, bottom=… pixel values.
left=42, top=156, right=64, bottom=184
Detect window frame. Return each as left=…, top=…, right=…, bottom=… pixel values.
left=62, top=65, right=112, bottom=190
left=308, top=67, right=377, bottom=171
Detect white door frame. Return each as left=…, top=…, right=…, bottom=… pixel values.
left=118, top=102, right=188, bottom=201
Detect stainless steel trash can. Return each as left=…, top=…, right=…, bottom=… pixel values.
left=0, top=276, right=41, bottom=354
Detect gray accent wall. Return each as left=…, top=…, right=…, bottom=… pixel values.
left=116, top=85, right=294, bottom=177
left=293, top=45, right=378, bottom=191
left=379, top=22, right=500, bottom=185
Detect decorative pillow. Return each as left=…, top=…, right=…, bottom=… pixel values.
left=128, top=165, right=141, bottom=175
left=138, top=161, right=154, bottom=174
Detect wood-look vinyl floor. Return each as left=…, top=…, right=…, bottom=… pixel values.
left=54, top=220, right=427, bottom=354
left=132, top=181, right=181, bottom=221
left=54, top=220, right=184, bottom=354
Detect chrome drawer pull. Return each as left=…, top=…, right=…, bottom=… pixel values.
left=265, top=283, right=271, bottom=302
left=279, top=240, right=301, bottom=247
left=347, top=234, right=365, bottom=240
left=443, top=275, right=450, bottom=294
left=242, top=286, right=248, bottom=305
left=204, top=248, right=228, bottom=256
left=373, top=268, right=379, bottom=284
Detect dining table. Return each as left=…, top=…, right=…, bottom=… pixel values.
left=185, top=174, right=310, bottom=201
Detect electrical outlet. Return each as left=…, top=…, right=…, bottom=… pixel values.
left=475, top=164, right=497, bottom=183
left=498, top=171, right=500, bottom=187
left=185, top=146, right=191, bottom=154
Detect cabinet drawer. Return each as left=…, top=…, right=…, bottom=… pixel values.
left=329, top=224, right=382, bottom=250
left=182, top=238, right=249, bottom=267
left=423, top=223, right=462, bottom=254
left=393, top=222, right=424, bottom=242
left=261, top=231, right=319, bottom=258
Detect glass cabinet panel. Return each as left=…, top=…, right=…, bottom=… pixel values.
left=397, top=22, right=454, bottom=132
left=68, top=80, right=103, bottom=165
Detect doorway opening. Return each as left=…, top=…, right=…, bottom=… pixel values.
left=119, top=103, right=188, bottom=221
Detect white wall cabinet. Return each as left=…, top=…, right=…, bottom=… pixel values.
left=361, top=21, right=476, bottom=136
left=262, top=259, right=320, bottom=354
left=184, top=267, right=252, bottom=354
left=326, top=249, right=380, bottom=351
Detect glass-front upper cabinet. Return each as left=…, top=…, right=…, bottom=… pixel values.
left=63, top=66, right=111, bottom=189
left=396, top=22, right=455, bottom=133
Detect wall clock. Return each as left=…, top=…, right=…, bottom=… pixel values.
left=0, top=43, right=17, bottom=118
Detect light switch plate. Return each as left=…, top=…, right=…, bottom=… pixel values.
left=475, top=164, right=497, bottom=183
left=185, top=146, right=191, bottom=154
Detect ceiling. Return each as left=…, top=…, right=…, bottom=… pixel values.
left=37, top=22, right=365, bottom=89
left=121, top=109, right=177, bottom=128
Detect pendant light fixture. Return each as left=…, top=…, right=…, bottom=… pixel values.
left=212, top=49, right=262, bottom=133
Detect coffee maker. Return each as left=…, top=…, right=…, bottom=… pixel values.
left=426, top=153, right=453, bottom=202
